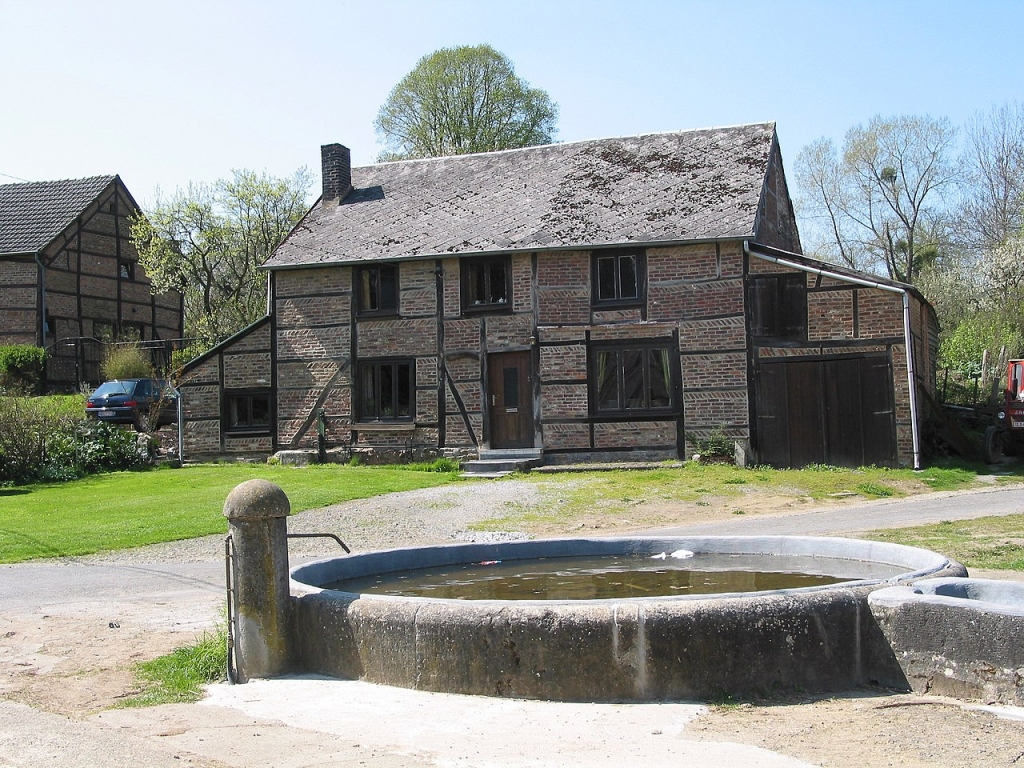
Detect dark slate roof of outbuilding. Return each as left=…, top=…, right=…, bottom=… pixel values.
left=266, top=123, right=777, bottom=269
left=0, top=176, right=116, bottom=256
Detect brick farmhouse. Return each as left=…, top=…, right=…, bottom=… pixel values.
left=179, top=123, right=936, bottom=469
left=0, top=176, right=184, bottom=390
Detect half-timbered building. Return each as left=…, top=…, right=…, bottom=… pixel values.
left=0, top=176, right=184, bottom=390
left=179, top=124, right=937, bottom=469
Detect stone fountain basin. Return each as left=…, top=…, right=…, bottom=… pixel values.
left=869, top=577, right=1024, bottom=705
left=290, top=536, right=965, bottom=702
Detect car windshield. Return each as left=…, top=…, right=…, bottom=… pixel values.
left=91, top=381, right=137, bottom=397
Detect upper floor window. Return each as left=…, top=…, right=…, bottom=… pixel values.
left=358, top=359, right=413, bottom=421
left=118, top=259, right=134, bottom=280
left=593, top=249, right=644, bottom=305
left=357, top=264, right=399, bottom=315
left=748, top=273, right=807, bottom=341
left=590, top=341, right=677, bottom=415
left=462, top=255, right=511, bottom=312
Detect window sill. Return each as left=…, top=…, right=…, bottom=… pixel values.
left=461, top=304, right=513, bottom=316
left=353, top=422, right=416, bottom=432
left=224, top=428, right=272, bottom=437
left=590, top=411, right=678, bottom=420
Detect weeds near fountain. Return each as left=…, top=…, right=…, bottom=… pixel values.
left=116, top=625, right=228, bottom=707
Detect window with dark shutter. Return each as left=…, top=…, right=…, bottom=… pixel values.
left=748, top=273, right=807, bottom=341
left=590, top=341, right=677, bottom=415
left=461, top=256, right=512, bottom=312
left=225, top=390, right=272, bottom=433
left=358, top=360, right=413, bottom=421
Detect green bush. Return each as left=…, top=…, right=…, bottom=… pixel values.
left=101, top=344, right=154, bottom=381
left=689, top=427, right=735, bottom=462
left=0, top=345, right=46, bottom=395
left=0, top=395, right=147, bottom=485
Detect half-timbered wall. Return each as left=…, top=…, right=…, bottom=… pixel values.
left=183, top=241, right=927, bottom=468
left=747, top=253, right=931, bottom=467
left=178, top=318, right=273, bottom=458
left=0, top=258, right=38, bottom=345
left=0, top=181, right=184, bottom=391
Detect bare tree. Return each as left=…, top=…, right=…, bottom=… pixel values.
left=131, top=168, right=312, bottom=354
left=795, top=114, right=958, bottom=283
left=957, top=102, right=1024, bottom=250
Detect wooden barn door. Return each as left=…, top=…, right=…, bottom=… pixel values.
left=755, top=354, right=896, bottom=468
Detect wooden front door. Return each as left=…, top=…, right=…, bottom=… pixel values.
left=487, top=351, right=534, bottom=449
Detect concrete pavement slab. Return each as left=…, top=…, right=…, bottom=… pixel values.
left=0, top=701, right=220, bottom=768
left=97, top=676, right=816, bottom=768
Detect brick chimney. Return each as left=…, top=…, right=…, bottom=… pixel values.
left=321, top=143, right=352, bottom=204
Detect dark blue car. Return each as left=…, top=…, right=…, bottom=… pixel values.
left=85, top=379, right=178, bottom=429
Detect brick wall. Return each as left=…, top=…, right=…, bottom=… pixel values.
left=179, top=320, right=274, bottom=460
left=537, top=251, right=589, bottom=324
left=747, top=252, right=921, bottom=466
left=190, top=236, right=920, bottom=467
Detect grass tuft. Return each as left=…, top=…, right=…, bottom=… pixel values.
left=117, top=627, right=227, bottom=707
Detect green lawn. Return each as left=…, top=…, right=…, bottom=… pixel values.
left=3, top=459, right=1021, bottom=568
left=471, top=462, right=995, bottom=530
left=0, top=463, right=459, bottom=563
left=866, top=515, right=1024, bottom=571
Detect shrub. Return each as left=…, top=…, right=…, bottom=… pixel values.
left=0, top=395, right=147, bottom=485
left=689, top=427, right=735, bottom=462
left=101, top=344, right=153, bottom=381
left=0, top=345, right=46, bottom=395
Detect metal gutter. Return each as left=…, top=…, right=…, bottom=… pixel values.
left=260, top=235, right=756, bottom=272
left=744, top=242, right=922, bottom=470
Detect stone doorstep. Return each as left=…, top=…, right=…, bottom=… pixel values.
left=461, top=448, right=544, bottom=477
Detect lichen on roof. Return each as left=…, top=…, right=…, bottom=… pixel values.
left=266, top=123, right=778, bottom=269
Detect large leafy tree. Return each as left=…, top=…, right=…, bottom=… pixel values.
left=131, top=168, right=312, bottom=354
left=374, top=44, right=558, bottom=161
left=794, top=114, right=958, bottom=284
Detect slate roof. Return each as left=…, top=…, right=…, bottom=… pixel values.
left=266, top=123, right=778, bottom=269
left=0, top=176, right=116, bottom=256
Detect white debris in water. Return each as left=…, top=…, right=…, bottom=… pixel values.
left=670, top=549, right=694, bottom=559
left=651, top=552, right=667, bottom=560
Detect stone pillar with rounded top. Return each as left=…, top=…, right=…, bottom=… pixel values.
left=224, top=479, right=291, bottom=682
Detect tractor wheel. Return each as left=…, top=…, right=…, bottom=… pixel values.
left=983, top=425, right=1003, bottom=464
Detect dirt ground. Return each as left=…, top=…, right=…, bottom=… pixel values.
left=3, top=485, right=1023, bottom=767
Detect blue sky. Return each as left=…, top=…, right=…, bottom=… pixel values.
left=2, top=0, right=1022, bottom=207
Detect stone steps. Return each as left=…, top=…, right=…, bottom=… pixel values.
left=460, top=448, right=543, bottom=478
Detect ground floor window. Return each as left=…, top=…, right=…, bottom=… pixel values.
left=590, top=342, right=676, bottom=415
left=225, top=390, right=271, bottom=432
left=358, top=360, right=413, bottom=421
